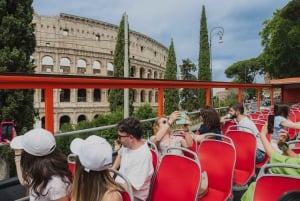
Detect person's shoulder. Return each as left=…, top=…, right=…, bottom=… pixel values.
left=102, top=189, right=123, bottom=201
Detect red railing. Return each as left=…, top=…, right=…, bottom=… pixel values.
left=0, top=73, right=273, bottom=133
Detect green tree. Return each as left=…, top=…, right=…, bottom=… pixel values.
left=198, top=5, right=210, bottom=107
left=179, top=59, right=200, bottom=111
left=133, top=103, right=157, bottom=138
left=225, top=58, right=264, bottom=83
left=108, top=14, right=134, bottom=114
left=260, top=0, right=300, bottom=78
left=0, top=0, right=36, bottom=133
left=164, top=39, right=179, bottom=114
left=0, top=0, right=36, bottom=177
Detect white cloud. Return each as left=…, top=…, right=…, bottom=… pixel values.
left=33, top=0, right=289, bottom=82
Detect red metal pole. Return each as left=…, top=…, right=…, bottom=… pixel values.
left=45, top=88, right=54, bottom=134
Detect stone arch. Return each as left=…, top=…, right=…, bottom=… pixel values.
left=93, top=60, right=101, bottom=74
left=77, top=115, right=86, bottom=123
left=41, top=55, right=54, bottom=72
left=59, top=115, right=70, bottom=129
left=107, top=62, right=113, bottom=76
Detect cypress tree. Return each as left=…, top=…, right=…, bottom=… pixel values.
left=198, top=5, right=211, bottom=107
left=0, top=0, right=36, bottom=133
left=164, top=39, right=179, bottom=114
left=108, top=14, right=134, bottom=115
left=179, top=59, right=199, bottom=111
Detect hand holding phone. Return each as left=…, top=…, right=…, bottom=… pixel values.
left=175, top=111, right=190, bottom=125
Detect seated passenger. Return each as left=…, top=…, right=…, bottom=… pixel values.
left=241, top=125, right=300, bottom=201
left=70, top=135, right=125, bottom=201
left=221, top=103, right=266, bottom=163
left=10, top=128, right=72, bottom=201
left=112, top=117, right=154, bottom=201
left=194, top=105, right=222, bottom=142
left=150, top=111, right=193, bottom=159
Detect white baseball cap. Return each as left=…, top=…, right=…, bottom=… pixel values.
left=10, top=128, right=56, bottom=156
left=70, top=135, right=112, bottom=172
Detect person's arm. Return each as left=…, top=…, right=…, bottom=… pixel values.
left=180, top=131, right=193, bottom=148
left=112, top=154, right=121, bottom=170
left=14, top=150, right=28, bottom=186
left=281, top=119, right=300, bottom=130
left=259, top=124, right=277, bottom=157
left=151, top=111, right=180, bottom=143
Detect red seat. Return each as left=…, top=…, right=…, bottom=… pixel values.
left=221, top=120, right=237, bottom=134
left=148, top=147, right=201, bottom=201
left=225, top=130, right=256, bottom=186
left=253, top=163, right=300, bottom=201
left=197, top=134, right=236, bottom=201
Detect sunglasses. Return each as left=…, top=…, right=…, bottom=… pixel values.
left=117, top=134, right=130, bottom=139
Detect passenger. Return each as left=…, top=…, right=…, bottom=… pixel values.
left=112, top=117, right=154, bottom=201
left=272, top=103, right=300, bottom=143
left=70, top=135, right=124, bottom=201
left=241, top=125, right=300, bottom=201
left=10, top=128, right=72, bottom=201
left=220, top=103, right=266, bottom=163
left=151, top=111, right=208, bottom=198
left=150, top=111, right=193, bottom=159
left=194, top=105, right=222, bottom=142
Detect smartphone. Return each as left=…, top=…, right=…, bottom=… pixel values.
left=176, top=111, right=190, bottom=125
left=267, top=115, right=275, bottom=134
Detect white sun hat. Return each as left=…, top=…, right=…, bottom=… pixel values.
left=10, top=128, right=56, bottom=156
left=70, top=135, right=112, bottom=172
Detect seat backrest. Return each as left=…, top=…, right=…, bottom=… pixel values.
left=253, top=163, right=300, bottom=201
left=109, top=168, right=134, bottom=201
left=221, top=120, right=237, bottom=134
left=225, top=130, right=256, bottom=186
left=148, top=147, right=201, bottom=201
left=147, top=140, right=159, bottom=171
left=197, top=134, right=236, bottom=200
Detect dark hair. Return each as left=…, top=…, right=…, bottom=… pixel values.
left=199, top=106, right=221, bottom=131
left=278, top=190, right=300, bottom=201
left=21, top=148, right=72, bottom=199
left=274, top=104, right=290, bottom=118
left=116, top=117, right=143, bottom=140
left=229, top=103, right=244, bottom=114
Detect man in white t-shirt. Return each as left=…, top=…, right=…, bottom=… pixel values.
left=112, top=117, right=154, bottom=201
left=221, top=103, right=266, bottom=163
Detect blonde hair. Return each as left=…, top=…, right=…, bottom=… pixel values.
left=72, top=157, right=124, bottom=201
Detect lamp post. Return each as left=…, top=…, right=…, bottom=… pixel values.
left=209, top=26, right=224, bottom=81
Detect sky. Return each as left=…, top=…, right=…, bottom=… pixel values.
left=32, top=0, right=289, bottom=84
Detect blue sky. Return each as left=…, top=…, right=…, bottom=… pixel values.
left=33, top=0, right=289, bottom=83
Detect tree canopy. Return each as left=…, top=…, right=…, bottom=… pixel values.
left=260, top=0, right=300, bottom=79
left=225, top=58, right=264, bottom=83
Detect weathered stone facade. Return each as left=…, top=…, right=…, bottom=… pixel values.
left=32, top=13, right=168, bottom=132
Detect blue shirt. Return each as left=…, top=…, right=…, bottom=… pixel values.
left=272, top=115, right=287, bottom=140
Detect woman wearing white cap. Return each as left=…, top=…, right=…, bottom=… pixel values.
left=10, top=128, right=72, bottom=201
left=70, top=135, right=125, bottom=201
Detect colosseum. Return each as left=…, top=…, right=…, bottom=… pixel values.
left=32, top=13, right=169, bottom=132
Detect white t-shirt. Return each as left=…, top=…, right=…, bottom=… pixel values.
left=29, top=176, right=71, bottom=201
left=237, top=116, right=265, bottom=152
left=116, top=142, right=154, bottom=201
